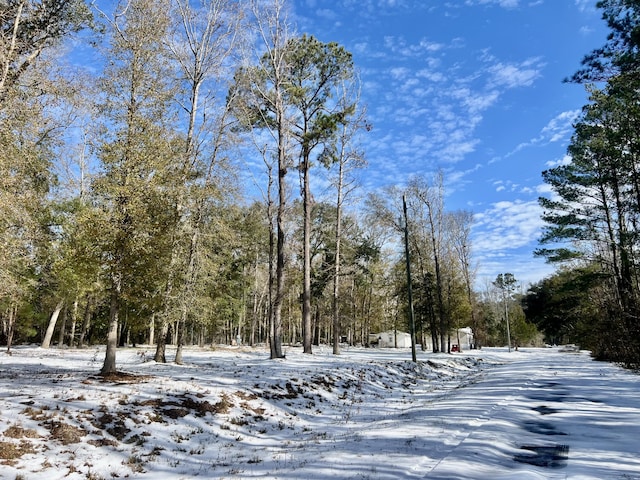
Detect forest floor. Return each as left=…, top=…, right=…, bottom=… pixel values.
left=1, top=344, right=639, bottom=479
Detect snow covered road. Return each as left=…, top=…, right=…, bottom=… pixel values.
left=1, top=346, right=640, bottom=479
left=420, top=349, right=640, bottom=479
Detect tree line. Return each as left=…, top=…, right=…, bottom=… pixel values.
left=525, top=0, right=640, bottom=368
left=1, top=0, right=546, bottom=374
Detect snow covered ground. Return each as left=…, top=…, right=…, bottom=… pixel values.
left=1, top=344, right=639, bottom=479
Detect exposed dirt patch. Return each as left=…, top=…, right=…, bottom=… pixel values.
left=91, top=412, right=131, bottom=441
left=46, top=420, right=88, bottom=445
left=136, top=392, right=231, bottom=419
left=3, top=424, right=40, bottom=439
left=21, top=406, right=51, bottom=422
left=0, top=440, right=38, bottom=463
left=87, top=437, right=119, bottom=448
left=92, top=371, right=150, bottom=384
left=235, top=391, right=259, bottom=401
left=311, top=375, right=336, bottom=392
left=265, top=381, right=304, bottom=400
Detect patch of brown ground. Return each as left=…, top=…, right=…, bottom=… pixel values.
left=91, top=371, right=150, bottom=383
left=0, top=440, right=37, bottom=463
left=45, top=420, right=87, bottom=445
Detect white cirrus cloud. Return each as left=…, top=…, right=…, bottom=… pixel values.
left=465, top=0, right=520, bottom=8
left=487, top=57, right=544, bottom=89
left=510, top=110, right=580, bottom=155
left=473, top=199, right=544, bottom=253
left=383, top=35, right=445, bottom=58
left=541, top=109, right=580, bottom=142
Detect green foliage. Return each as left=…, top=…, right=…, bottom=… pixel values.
left=542, top=1, right=640, bottom=364
left=523, top=266, right=605, bottom=346
left=570, top=0, right=640, bottom=82
left=538, top=75, right=640, bottom=364
left=0, top=0, right=93, bottom=100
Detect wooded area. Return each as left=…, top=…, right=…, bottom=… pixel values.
left=2, top=0, right=640, bottom=371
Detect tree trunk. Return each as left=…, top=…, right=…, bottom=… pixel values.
left=42, top=300, right=64, bottom=349
left=148, top=314, right=155, bottom=346
left=78, top=296, right=92, bottom=347
left=302, top=155, right=312, bottom=354
left=155, top=321, right=168, bottom=362
left=4, top=304, right=17, bottom=354
left=175, top=306, right=186, bottom=365
left=57, top=306, right=67, bottom=347
left=332, top=159, right=344, bottom=355
left=69, top=298, right=79, bottom=347
left=270, top=109, right=286, bottom=360
left=251, top=255, right=260, bottom=347
left=101, top=274, right=121, bottom=375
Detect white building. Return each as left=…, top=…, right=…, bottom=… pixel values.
left=370, top=330, right=413, bottom=348
left=453, top=327, right=474, bottom=351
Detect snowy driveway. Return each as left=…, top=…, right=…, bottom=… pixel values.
left=405, top=349, right=640, bottom=479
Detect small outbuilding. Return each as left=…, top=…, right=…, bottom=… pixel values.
left=453, top=327, right=474, bottom=351
left=370, top=330, right=413, bottom=348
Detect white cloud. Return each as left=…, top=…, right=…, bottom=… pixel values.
left=465, top=0, right=520, bottom=8
left=383, top=36, right=445, bottom=58
left=389, top=66, right=410, bottom=80
left=314, top=8, right=337, bottom=20
left=536, top=183, right=554, bottom=195
left=473, top=199, right=544, bottom=253
left=416, top=68, right=445, bottom=82
left=463, top=90, right=500, bottom=113
left=545, top=154, right=573, bottom=169
left=487, top=58, right=543, bottom=89
left=575, top=0, right=593, bottom=12
left=541, top=110, right=580, bottom=142
left=508, top=110, right=580, bottom=157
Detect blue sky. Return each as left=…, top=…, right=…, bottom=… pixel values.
left=288, top=0, right=609, bottom=288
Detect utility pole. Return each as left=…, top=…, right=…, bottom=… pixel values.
left=403, top=195, right=417, bottom=363
left=504, top=290, right=512, bottom=353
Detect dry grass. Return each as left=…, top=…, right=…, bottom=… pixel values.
left=4, top=424, right=40, bottom=439
left=0, top=440, right=37, bottom=463
left=46, top=420, right=87, bottom=445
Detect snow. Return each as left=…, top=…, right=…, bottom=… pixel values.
left=1, top=345, right=639, bottom=479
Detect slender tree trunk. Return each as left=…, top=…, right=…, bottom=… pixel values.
left=57, top=306, right=67, bottom=347
left=332, top=159, right=344, bottom=354
left=175, top=306, right=186, bottom=365
left=270, top=112, right=286, bottom=360
left=78, top=296, right=92, bottom=347
left=0, top=2, right=24, bottom=100
left=251, top=254, right=260, bottom=346
left=302, top=155, right=312, bottom=354
left=69, top=298, right=79, bottom=347
left=148, top=314, right=155, bottom=346
left=101, top=274, right=121, bottom=375
left=42, top=300, right=64, bottom=349
left=4, top=304, right=17, bottom=354
left=175, top=205, right=201, bottom=364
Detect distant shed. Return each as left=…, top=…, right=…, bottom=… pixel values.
left=453, top=327, right=474, bottom=350
left=370, top=331, right=412, bottom=348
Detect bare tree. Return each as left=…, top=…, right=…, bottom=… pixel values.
left=154, top=0, right=243, bottom=365
left=410, top=173, right=448, bottom=352
left=449, top=210, right=477, bottom=349
left=327, top=79, right=367, bottom=355
left=229, top=0, right=295, bottom=359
